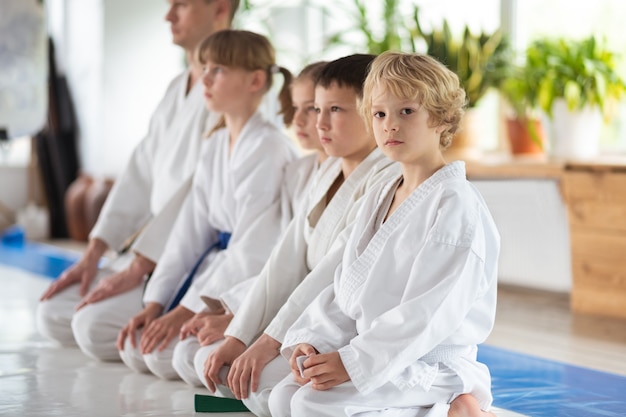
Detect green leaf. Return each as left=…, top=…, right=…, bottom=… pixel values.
left=520, top=36, right=625, bottom=117
left=564, top=80, right=581, bottom=110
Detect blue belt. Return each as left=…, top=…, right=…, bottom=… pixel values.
left=166, top=231, right=231, bottom=312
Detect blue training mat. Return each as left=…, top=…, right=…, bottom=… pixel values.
left=479, top=344, right=626, bottom=417
left=0, top=226, right=79, bottom=279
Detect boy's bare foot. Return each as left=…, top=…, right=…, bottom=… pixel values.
left=449, top=394, right=497, bottom=417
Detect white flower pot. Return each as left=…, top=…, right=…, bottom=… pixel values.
left=550, top=99, right=603, bottom=159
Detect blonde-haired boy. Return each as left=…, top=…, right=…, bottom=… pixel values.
left=271, top=51, right=500, bottom=417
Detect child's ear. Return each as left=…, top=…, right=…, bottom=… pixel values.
left=249, top=70, right=267, bottom=93
left=213, top=0, right=231, bottom=24
left=435, top=124, right=448, bottom=135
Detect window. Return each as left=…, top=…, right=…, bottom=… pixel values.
left=506, top=0, right=626, bottom=152
left=249, top=0, right=626, bottom=154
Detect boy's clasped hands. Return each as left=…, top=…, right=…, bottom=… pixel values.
left=290, top=343, right=350, bottom=390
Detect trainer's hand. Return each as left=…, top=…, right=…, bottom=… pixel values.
left=40, top=238, right=107, bottom=301
left=75, top=253, right=154, bottom=310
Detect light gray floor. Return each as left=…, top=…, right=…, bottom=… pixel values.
left=0, top=263, right=532, bottom=417
left=487, top=284, right=626, bottom=377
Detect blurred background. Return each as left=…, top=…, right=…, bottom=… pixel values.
left=2, top=0, right=626, bottom=303
left=2, top=0, right=625, bottom=176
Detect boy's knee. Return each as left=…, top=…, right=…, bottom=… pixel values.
left=268, top=380, right=309, bottom=417
left=119, top=334, right=149, bottom=373
left=173, top=338, right=203, bottom=386
left=242, top=387, right=272, bottom=417
left=290, top=385, right=320, bottom=415
left=193, top=343, right=221, bottom=388
left=144, top=347, right=179, bottom=380
left=267, top=384, right=289, bottom=417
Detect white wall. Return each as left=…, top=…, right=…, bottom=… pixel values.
left=0, top=0, right=47, bottom=139
left=0, top=166, right=28, bottom=212
left=47, top=0, right=184, bottom=177
left=0, top=137, right=32, bottom=211
left=473, top=179, right=572, bottom=292
left=100, top=0, right=184, bottom=176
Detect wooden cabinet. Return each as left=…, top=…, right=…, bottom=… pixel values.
left=466, top=155, right=626, bottom=320
left=562, top=164, right=626, bottom=319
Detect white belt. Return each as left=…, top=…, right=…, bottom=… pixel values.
left=419, top=344, right=474, bottom=364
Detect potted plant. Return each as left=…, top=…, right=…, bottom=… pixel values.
left=330, top=0, right=406, bottom=54
left=528, top=36, right=625, bottom=159
left=410, top=9, right=510, bottom=108
left=409, top=7, right=511, bottom=157
left=324, top=3, right=511, bottom=107
left=323, top=3, right=511, bottom=157
left=498, top=53, right=547, bottom=155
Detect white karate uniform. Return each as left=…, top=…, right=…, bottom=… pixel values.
left=191, top=149, right=399, bottom=415
left=280, top=153, right=319, bottom=229
left=172, top=153, right=321, bottom=386
left=217, top=152, right=321, bottom=315
left=36, top=69, right=218, bottom=355
left=120, top=111, right=298, bottom=380
left=272, top=161, right=500, bottom=417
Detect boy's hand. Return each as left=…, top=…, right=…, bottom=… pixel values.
left=179, top=311, right=231, bottom=345
left=300, top=351, right=350, bottom=391
left=197, top=313, right=232, bottom=346
left=289, top=343, right=318, bottom=385
left=117, top=302, right=163, bottom=350
left=204, top=336, right=246, bottom=392
left=227, top=333, right=281, bottom=399
left=139, top=305, right=193, bottom=354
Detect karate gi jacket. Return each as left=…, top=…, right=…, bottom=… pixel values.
left=143, top=112, right=298, bottom=312
left=282, top=162, right=500, bottom=406
left=89, top=69, right=218, bottom=263
left=279, top=153, right=319, bottom=230
left=224, top=148, right=400, bottom=346
left=219, top=152, right=321, bottom=313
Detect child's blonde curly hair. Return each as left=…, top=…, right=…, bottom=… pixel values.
left=360, top=51, right=467, bottom=149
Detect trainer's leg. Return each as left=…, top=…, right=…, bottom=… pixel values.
left=172, top=337, right=203, bottom=386
left=71, top=284, right=144, bottom=361
left=119, top=329, right=150, bottom=373
left=243, top=355, right=291, bottom=417
left=37, top=251, right=134, bottom=346
left=36, top=285, right=81, bottom=346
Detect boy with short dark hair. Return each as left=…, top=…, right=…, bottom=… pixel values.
left=194, top=54, right=400, bottom=417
